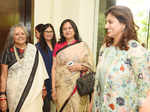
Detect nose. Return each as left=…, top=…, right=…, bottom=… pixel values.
left=20, top=34, right=24, bottom=37
left=66, top=28, right=70, bottom=32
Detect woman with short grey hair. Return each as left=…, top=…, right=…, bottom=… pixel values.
left=0, top=24, right=48, bottom=112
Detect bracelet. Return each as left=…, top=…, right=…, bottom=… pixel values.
left=0, top=97, right=7, bottom=101
left=0, top=92, right=6, bottom=95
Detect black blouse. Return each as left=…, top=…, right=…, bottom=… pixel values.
left=1, top=47, right=24, bottom=68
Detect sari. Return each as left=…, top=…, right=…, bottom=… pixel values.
left=3, top=43, right=48, bottom=112
left=54, top=41, right=94, bottom=112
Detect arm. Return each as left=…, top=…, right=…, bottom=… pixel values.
left=90, top=44, right=105, bottom=112
left=128, top=41, right=150, bottom=111
left=51, top=57, right=57, bottom=102
left=0, top=64, right=8, bottom=92
left=0, top=64, right=8, bottom=111
left=42, top=84, right=47, bottom=99
left=67, top=63, right=88, bottom=72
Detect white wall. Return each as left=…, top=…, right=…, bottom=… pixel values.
left=34, top=0, right=52, bottom=43
left=34, top=0, right=99, bottom=62
left=47, top=0, right=80, bottom=40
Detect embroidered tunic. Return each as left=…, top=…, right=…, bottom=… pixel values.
left=93, top=40, right=150, bottom=112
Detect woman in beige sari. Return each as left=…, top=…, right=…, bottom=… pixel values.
left=0, top=24, right=48, bottom=112
left=52, top=19, right=95, bottom=112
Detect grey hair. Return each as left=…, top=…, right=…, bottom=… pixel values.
left=6, top=23, right=29, bottom=48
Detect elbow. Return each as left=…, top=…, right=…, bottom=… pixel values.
left=0, top=73, right=8, bottom=81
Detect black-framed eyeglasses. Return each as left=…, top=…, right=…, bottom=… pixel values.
left=44, top=30, right=53, bottom=33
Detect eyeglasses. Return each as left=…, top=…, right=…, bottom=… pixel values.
left=44, top=30, right=53, bottom=33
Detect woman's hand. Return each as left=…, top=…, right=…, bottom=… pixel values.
left=42, top=89, right=47, bottom=99
left=0, top=95, right=7, bottom=112
left=139, top=91, right=150, bottom=112
left=0, top=64, right=8, bottom=112
left=88, top=101, right=93, bottom=112
left=139, top=96, right=150, bottom=112
left=67, top=63, right=82, bottom=72
left=51, top=89, right=57, bottom=103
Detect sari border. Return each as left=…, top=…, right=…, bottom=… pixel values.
left=15, top=50, right=39, bottom=112
left=56, top=41, right=81, bottom=56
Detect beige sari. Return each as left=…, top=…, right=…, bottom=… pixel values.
left=55, top=42, right=95, bottom=112
left=6, top=43, right=48, bottom=112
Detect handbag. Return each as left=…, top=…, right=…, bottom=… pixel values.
left=76, top=71, right=95, bottom=96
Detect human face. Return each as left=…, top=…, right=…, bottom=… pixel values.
left=35, top=29, right=40, bottom=40
left=13, top=27, right=27, bottom=46
left=43, top=26, right=54, bottom=41
left=62, top=22, right=75, bottom=41
left=105, top=13, right=125, bottom=44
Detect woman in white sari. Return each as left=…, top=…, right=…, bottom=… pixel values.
left=0, top=24, right=48, bottom=112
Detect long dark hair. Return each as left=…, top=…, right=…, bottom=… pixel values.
left=35, top=24, right=44, bottom=33
left=58, top=19, right=82, bottom=43
left=39, top=23, right=56, bottom=53
left=104, top=5, right=138, bottom=50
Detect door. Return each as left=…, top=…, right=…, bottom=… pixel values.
left=0, top=0, right=32, bottom=74
left=0, top=0, right=32, bottom=55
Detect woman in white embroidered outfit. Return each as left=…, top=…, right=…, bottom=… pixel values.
left=0, top=24, right=48, bottom=112
left=91, top=5, right=150, bottom=112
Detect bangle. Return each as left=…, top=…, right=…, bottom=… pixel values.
left=0, top=95, right=6, bottom=98
left=0, top=97, right=7, bottom=101
left=0, top=92, right=6, bottom=95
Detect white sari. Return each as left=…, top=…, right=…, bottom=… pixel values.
left=6, top=43, right=49, bottom=112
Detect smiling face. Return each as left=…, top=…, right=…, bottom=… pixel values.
left=13, top=27, right=27, bottom=46
left=62, top=22, right=75, bottom=40
left=105, top=13, right=125, bottom=45
left=43, top=26, right=54, bottom=41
